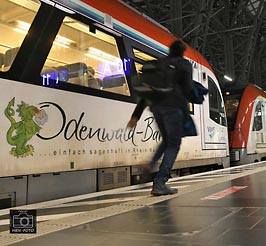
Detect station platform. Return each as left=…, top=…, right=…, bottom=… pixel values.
left=1, top=162, right=266, bottom=246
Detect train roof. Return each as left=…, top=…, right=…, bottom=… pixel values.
left=240, top=84, right=266, bottom=106
left=51, top=0, right=213, bottom=72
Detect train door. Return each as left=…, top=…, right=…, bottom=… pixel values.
left=248, top=100, right=266, bottom=153
left=200, top=73, right=228, bottom=150
left=261, top=100, right=266, bottom=144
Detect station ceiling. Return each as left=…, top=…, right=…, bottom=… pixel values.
left=121, top=0, right=266, bottom=95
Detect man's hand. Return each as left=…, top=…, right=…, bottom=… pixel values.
left=127, top=116, right=138, bottom=128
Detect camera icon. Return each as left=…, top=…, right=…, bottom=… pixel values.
left=13, top=212, right=34, bottom=228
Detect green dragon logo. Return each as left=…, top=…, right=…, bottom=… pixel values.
left=4, top=98, right=48, bottom=157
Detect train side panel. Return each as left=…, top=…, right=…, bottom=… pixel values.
left=1, top=78, right=157, bottom=176
left=0, top=76, right=229, bottom=176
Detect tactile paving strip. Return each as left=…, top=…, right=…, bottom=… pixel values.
left=1, top=162, right=266, bottom=245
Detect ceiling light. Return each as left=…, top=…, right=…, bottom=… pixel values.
left=86, top=47, right=120, bottom=65
left=224, top=75, right=233, bottom=81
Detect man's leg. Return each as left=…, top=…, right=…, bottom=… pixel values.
left=143, top=142, right=165, bottom=171
left=151, top=106, right=183, bottom=195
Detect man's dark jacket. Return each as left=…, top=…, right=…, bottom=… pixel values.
left=131, top=56, right=197, bottom=137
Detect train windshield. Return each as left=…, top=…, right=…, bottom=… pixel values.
left=253, top=101, right=263, bottom=131
left=0, top=0, right=40, bottom=71
left=41, top=16, right=130, bottom=96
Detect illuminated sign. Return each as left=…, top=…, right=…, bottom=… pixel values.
left=41, top=70, right=67, bottom=87
left=99, top=58, right=131, bottom=78
left=41, top=58, right=132, bottom=88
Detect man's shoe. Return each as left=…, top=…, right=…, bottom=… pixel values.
left=151, top=183, right=178, bottom=196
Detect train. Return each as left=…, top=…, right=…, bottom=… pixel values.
left=0, top=0, right=229, bottom=208
left=226, top=84, right=266, bottom=165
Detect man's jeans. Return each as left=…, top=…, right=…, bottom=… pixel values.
left=150, top=105, right=184, bottom=183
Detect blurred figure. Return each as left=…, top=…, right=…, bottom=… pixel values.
left=127, top=40, right=193, bottom=196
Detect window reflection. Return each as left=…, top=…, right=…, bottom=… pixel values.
left=42, top=17, right=130, bottom=96
left=208, top=77, right=227, bottom=126
left=0, top=0, right=40, bottom=71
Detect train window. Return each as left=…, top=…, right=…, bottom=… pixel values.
left=41, top=16, right=130, bottom=96
left=132, top=49, right=155, bottom=91
left=0, top=0, right=40, bottom=72
left=253, top=101, right=263, bottom=131
left=134, top=61, right=143, bottom=74
left=208, top=76, right=226, bottom=126
left=132, top=49, right=156, bottom=73
left=133, top=49, right=156, bottom=61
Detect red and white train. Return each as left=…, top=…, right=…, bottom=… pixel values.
left=227, top=84, right=266, bottom=165
left=0, top=0, right=229, bottom=207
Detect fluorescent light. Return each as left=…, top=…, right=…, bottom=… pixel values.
left=86, top=47, right=120, bottom=65
left=13, top=28, right=27, bottom=35
left=14, top=20, right=73, bottom=48
left=88, top=47, right=119, bottom=62
left=86, top=53, right=114, bottom=64
left=13, top=21, right=30, bottom=34
left=55, top=35, right=74, bottom=46
left=17, top=21, right=31, bottom=31
left=224, top=75, right=233, bottom=81
left=53, top=41, right=69, bottom=48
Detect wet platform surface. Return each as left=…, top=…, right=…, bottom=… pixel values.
left=1, top=162, right=266, bottom=245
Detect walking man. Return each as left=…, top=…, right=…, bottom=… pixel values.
left=127, top=40, right=193, bottom=196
